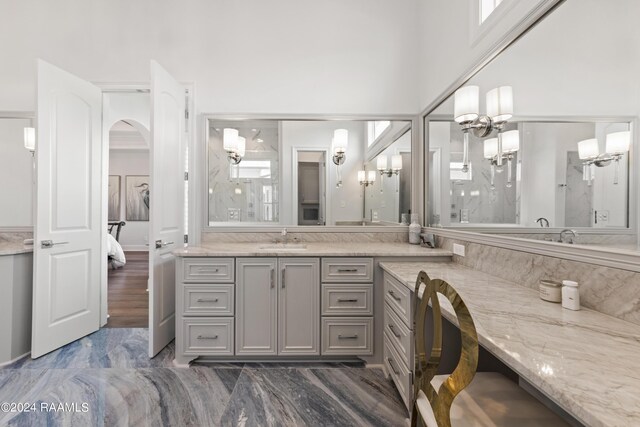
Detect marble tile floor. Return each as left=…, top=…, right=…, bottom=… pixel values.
left=1, top=328, right=408, bottom=426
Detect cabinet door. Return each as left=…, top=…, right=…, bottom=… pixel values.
left=278, top=258, right=320, bottom=355
left=236, top=258, right=277, bottom=355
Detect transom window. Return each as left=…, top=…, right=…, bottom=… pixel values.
left=480, top=0, right=503, bottom=23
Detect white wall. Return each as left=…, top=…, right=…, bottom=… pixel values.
left=108, top=149, right=150, bottom=250
left=0, top=0, right=420, bottom=115
left=0, top=118, right=33, bottom=227
left=417, top=0, right=553, bottom=110
left=281, top=121, right=365, bottom=225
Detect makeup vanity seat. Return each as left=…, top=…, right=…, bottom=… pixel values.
left=172, top=242, right=452, bottom=366
left=380, top=261, right=640, bottom=427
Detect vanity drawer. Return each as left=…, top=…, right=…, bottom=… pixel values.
left=182, top=284, right=234, bottom=316
left=384, top=272, right=412, bottom=327
left=384, top=333, right=412, bottom=410
left=384, top=302, right=413, bottom=367
left=321, top=317, right=373, bottom=355
left=183, top=258, right=234, bottom=283
left=182, top=318, right=234, bottom=356
left=321, top=284, right=373, bottom=316
left=321, top=258, right=373, bottom=283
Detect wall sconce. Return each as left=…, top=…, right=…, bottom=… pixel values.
left=223, top=128, right=245, bottom=164
left=578, top=130, right=630, bottom=185
left=483, top=129, right=519, bottom=189
left=358, top=170, right=376, bottom=186
left=24, top=127, right=36, bottom=155
left=454, top=85, right=513, bottom=173
left=332, top=129, right=349, bottom=187
left=377, top=154, right=403, bottom=177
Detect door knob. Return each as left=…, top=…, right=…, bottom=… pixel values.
left=155, top=240, right=175, bottom=249
left=40, top=240, right=69, bottom=249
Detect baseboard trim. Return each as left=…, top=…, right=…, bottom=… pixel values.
left=0, top=351, right=30, bottom=367
left=121, top=245, right=149, bottom=252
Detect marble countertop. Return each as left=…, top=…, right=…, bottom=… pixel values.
left=174, top=242, right=452, bottom=258
left=0, top=241, right=34, bottom=256
left=380, top=261, right=640, bottom=427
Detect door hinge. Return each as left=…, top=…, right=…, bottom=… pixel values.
left=184, top=234, right=188, bottom=244
left=184, top=171, right=189, bottom=181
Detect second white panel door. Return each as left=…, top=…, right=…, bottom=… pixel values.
left=278, top=258, right=320, bottom=355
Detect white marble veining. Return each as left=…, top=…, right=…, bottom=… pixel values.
left=437, top=236, right=640, bottom=326
left=174, top=242, right=453, bottom=258
left=380, top=261, right=640, bottom=427
left=201, top=231, right=411, bottom=244
left=0, top=232, right=33, bottom=256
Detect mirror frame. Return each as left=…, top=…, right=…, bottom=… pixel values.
left=0, top=111, right=35, bottom=232
left=420, top=0, right=640, bottom=271
left=201, top=113, right=422, bottom=233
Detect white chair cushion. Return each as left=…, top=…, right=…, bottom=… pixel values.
left=428, top=372, right=569, bottom=427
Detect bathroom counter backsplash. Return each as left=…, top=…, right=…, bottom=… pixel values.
left=436, top=235, right=640, bottom=326
left=0, top=232, right=34, bottom=256
left=174, top=241, right=453, bottom=258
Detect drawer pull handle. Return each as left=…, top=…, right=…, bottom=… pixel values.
left=338, top=334, right=358, bottom=340
left=388, top=324, right=402, bottom=338
left=197, top=335, right=218, bottom=340
left=387, top=358, right=400, bottom=375
left=387, top=290, right=402, bottom=302
left=271, top=268, right=275, bottom=288
left=196, top=267, right=219, bottom=273
left=337, top=268, right=358, bottom=273
left=196, top=298, right=219, bottom=303
left=337, top=298, right=358, bottom=303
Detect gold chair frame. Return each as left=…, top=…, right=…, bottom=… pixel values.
left=411, top=271, right=479, bottom=427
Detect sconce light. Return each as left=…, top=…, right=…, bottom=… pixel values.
left=454, top=85, right=514, bottom=173
left=332, top=129, right=348, bottom=165
left=483, top=129, right=519, bottom=189
left=223, top=128, right=245, bottom=164
left=332, top=129, right=349, bottom=188
left=578, top=130, right=630, bottom=185
left=358, top=170, right=376, bottom=186
left=24, top=127, right=35, bottom=155
left=377, top=154, right=403, bottom=177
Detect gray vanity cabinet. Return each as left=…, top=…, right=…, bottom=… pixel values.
left=236, top=258, right=278, bottom=355
left=278, top=258, right=320, bottom=355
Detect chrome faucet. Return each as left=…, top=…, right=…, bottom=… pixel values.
left=536, top=217, right=550, bottom=227
left=559, top=229, right=578, bottom=244
left=281, top=228, right=288, bottom=244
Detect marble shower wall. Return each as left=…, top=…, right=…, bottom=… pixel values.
left=202, top=231, right=409, bottom=244
left=208, top=122, right=280, bottom=224
left=449, top=123, right=518, bottom=224
left=564, top=151, right=592, bottom=227
left=436, top=235, right=640, bottom=326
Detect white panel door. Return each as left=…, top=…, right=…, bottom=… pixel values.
left=32, top=60, right=103, bottom=358
left=236, top=258, right=278, bottom=355
left=149, top=61, right=185, bottom=357
left=278, top=258, right=320, bottom=355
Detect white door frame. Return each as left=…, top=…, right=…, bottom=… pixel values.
left=291, top=147, right=331, bottom=226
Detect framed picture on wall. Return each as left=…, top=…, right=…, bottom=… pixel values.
left=108, top=175, right=121, bottom=221
left=126, top=175, right=150, bottom=221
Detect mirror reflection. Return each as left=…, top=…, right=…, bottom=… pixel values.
left=207, top=118, right=412, bottom=226
left=425, top=0, right=637, bottom=250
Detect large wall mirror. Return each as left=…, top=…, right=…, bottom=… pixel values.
left=206, top=117, right=413, bottom=227
left=425, top=0, right=639, bottom=251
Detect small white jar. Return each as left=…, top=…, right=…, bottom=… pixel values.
left=539, top=280, right=562, bottom=303
left=561, top=280, right=580, bottom=310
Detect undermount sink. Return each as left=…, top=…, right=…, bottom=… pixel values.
left=258, top=243, right=308, bottom=251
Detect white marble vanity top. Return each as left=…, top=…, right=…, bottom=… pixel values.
left=173, top=242, right=453, bottom=258
left=379, top=261, right=640, bottom=427
left=0, top=240, right=33, bottom=256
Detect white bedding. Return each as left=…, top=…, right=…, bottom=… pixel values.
left=106, top=233, right=126, bottom=268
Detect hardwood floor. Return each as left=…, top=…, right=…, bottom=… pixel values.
left=106, top=251, right=149, bottom=328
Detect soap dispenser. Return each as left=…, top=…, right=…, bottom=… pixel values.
left=409, top=213, right=421, bottom=245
